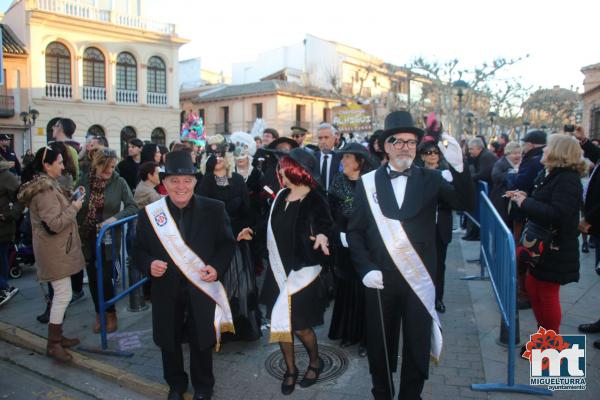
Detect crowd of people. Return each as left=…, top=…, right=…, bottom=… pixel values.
left=0, top=111, right=598, bottom=400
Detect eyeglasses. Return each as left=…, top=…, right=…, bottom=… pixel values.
left=387, top=137, right=418, bottom=149
left=422, top=150, right=440, bottom=156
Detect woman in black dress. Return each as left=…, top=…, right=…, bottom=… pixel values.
left=262, top=148, right=332, bottom=395
left=198, top=137, right=261, bottom=341
left=327, top=143, right=375, bottom=356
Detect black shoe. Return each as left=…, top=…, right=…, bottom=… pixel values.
left=517, top=299, right=531, bottom=310
left=299, top=358, right=324, bottom=388
left=590, top=241, right=596, bottom=249
left=193, top=391, right=212, bottom=400
left=358, top=345, right=367, bottom=357
left=281, top=368, right=298, bottom=395
left=435, top=300, right=446, bottom=313
left=167, top=390, right=184, bottom=400
left=37, top=302, right=51, bottom=323
left=594, top=340, right=600, bottom=350
left=582, top=242, right=589, bottom=253
left=461, top=235, right=479, bottom=241
left=578, top=319, right=600, bottom=333
left=340, top=340, right=357, bottom=348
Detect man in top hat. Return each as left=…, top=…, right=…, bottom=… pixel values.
left=347, top=110, right=475, bottom=399
left=0, top=134, right=20, bottom=176
left=133, top=151, right=236, bottom=400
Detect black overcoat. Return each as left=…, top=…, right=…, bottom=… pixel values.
left=133, top=195, right=235, bottom=351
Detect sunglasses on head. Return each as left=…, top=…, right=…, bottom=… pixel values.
left=42, top=146, right=52, bottom=163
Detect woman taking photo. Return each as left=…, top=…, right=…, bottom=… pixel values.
left=328, top=143, right=374, bottom=356
left=17, top=146, right=85, bottom=362
left=262, top=148, right=332, bottom=395
left=507, top=134, right=585, bottom=334
left=79, top=149, right=138, bottom=333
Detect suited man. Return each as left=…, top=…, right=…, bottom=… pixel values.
left=348, top=111, right=474, bottom=400
left=315, top=123, right=342, bottom=192
left=133, top=151, right=235, bottom=400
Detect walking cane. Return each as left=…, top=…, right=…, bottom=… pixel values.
left=376, top=288, right=394, bottom=400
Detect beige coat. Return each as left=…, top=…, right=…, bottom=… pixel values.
left=133, top=180, right=162, bottom=208
left=18, top=174, right=85, bottom=282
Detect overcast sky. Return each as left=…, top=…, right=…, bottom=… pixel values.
left=3, top=0, right=597, bottom=91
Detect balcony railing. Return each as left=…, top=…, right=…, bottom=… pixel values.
left=46, top=83, right=72, bottom=99
left=35, top=0, right=176, bottom=35
left=116, top=89, right=138, bottom=104
left=147, top=92, right=167, bottom=107
left=83, top=86, right=106, bottom=102
left=0, top=95, right=15, bottom=118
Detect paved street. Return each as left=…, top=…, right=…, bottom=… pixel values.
left=1, top=229, right=599, bottom=399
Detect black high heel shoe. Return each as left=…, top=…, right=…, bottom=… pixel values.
left=299, top=358, right=324, bottom=388
left=281, top=368, right=298, bottom=395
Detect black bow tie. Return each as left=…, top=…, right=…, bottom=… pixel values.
left=388, top=168, right=411, bottom=179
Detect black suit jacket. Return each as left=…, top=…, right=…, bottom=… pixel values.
left=133, top=195, right=235, bottom=351
left=348, top=164, right=475, bottom=279
left=315, top=151, right=341, bottom=190
left=582, top=140, right=600, bottom=236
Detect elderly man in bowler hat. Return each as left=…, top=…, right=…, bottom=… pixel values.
left=348, top=110, right=475, bottom=399
left=133, top=151, right=236, bottom=400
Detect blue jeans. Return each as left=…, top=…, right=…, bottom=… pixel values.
left=0, top=242, right=11, bottom=290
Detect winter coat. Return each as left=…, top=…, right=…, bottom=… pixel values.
left=116, top=156, right=140, bottom=192
left=78, top=171, right=138, bottom=260
left=508, top=146, right=544, bottom=194
left=581, top=140, right=600, bottom=236
left=519, top=168, right=583, bottom=285
left=471, top=149, right=498, bottom=187
left=490, top=157, right=517, bottom=225
left=0, top=161, right=20, bottom=242
left=17, top=174, right=85, bottom=282
left=133, top=180, right=162, bottom=208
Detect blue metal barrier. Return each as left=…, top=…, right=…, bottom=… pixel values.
left=470, top=192, right=551, bottom=396
left=79, top=215, right=149, bottom=357
left=461, top=180, right=490, bottom=281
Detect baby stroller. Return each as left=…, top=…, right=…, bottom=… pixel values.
left=8, top=210, right=35, bottom=279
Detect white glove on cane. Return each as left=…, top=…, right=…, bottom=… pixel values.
left=340, top=232, right=349, bottom=248
left=437, top=133, right=464, bottom=173
left=362, top=270, right=384, bottom=289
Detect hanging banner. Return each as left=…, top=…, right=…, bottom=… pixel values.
left=332, top=104, right=373, bottom=132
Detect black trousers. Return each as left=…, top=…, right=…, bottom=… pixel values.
left=434, top=233, right=449, bottom=303
left=161, top=344, right=214, bottom=395
left=365, top=269, right=432, bottom=400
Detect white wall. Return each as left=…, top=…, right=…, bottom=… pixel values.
left=179, top=58, right=202, bottom=89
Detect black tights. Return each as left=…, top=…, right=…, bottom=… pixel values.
left=279, top=328, right=320, bottom=382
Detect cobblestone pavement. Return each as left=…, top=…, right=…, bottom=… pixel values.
left=1, top=231, right=599, bottom=399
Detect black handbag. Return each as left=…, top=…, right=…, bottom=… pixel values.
left=517, top=220, right=555, bottom=269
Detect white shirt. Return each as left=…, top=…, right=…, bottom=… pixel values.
left=320, top=153, right=333, bottom=190
left=388, top=165, right=408, bottom=209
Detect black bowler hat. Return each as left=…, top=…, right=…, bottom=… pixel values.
left=522, top=130, right=547, bottom=145
left=0, top=134, right=11, bottom=141
left=160, top=150, right=198, bottom=179
left=267, top=136, right=300, bottom=150
left=285, top=147, right=321, bottom=184
left=379, top=111, right=424, bottom=150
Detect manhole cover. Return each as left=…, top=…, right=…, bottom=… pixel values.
left=265, top=343, right=349, bottom=383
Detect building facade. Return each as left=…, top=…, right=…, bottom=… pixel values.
left=1, top=0, right=187, bottom=157
left=582, top=63, right=600, bottom=139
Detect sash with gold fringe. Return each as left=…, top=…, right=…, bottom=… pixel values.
left=361, top=171, right=443, bottom=362
left=267, top=189, right=321, bottom=343
left=145, top=198, right=234, bottom=350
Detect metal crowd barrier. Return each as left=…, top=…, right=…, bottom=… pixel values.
left=461, top=180, right=490, bottom=280
left=470, top=192, right=551, bottom=396
left=79, top=215, right=149, bottom=357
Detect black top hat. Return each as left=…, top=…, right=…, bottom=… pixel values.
left=267, top=136, right=300, bottom=150
left=285, top=147, right=320, bottom=184
left=522, top=130, right=546, bottom=145
left=160, top=150, right=198, bottom=179
left=379, top=111, right=424, bottom=150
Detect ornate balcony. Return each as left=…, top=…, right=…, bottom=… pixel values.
left=116, top=89, right=138, bottom=104
left=82, top=86, right=106, bottom=102
left=147, top=92, right=167, bottom=107
left=46, top=83, right=72, bottom=99
left=0, top=96, right=15, bottom=118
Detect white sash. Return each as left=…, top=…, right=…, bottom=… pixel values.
left=145, top=198, right=234, bottom=350
left=267, top=189, right=321, bottom=343
left=361, top=171, right=443, bottom=362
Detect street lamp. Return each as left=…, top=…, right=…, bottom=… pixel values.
left=452, top=80, right=469, bottom=139
left=20, top=108, right=39, bottom=151
left=487, top=111, right=497, bottom=137
left=465, top=111, right=474, bottom=136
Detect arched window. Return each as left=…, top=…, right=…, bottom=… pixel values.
left=151, top=128, right=166, bottom=146
left=147, top=56, right=166, bottom=93
left=83, top=47, right=105, bottom=87
left=45, top=42, right=71, bottom=84
left=120, top=126, right=137, bottom=158
left=87, top=124, right=106, bottom=137
left=116, top=52, right=137, bottom=91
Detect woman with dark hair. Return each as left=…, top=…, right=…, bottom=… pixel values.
left=17, top=146, right=85, bottom=362
left=133, top=161, right=161, bottom=208
left=79, top=149, right=138, bottom=333
left=140, top=143, right=161, bottom=165
left=368, top=130, right=386, bottom=164
left=261, top=148, right=332, bottom=395
left=328, top=143, right=375, bottom=356
left=197, top=136, right=262, bottom=342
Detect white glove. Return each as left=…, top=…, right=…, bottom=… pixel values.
left=437, top=133, right=464, bottom=173
left=340, top=232, right=349, bottom=248
left=441, top=169, right=453, bottom=183
left=362, top=270, right=384, bottom=289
